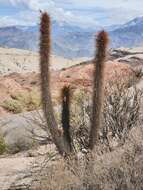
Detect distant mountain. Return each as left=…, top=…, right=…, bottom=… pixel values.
left=110, top=16, right=143, bottom=48
left=0, top=21, right=97, bottom=58
left=0, top=17, right=143, bottom=58
left=0, top=26, right=38, bottom=51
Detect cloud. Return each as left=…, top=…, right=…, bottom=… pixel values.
left=0, top=16, right=20, bottom=26
left=7, top=0, right=76, bottom=22
left=0, top=0, right=143, bottom=27
left=71, top=0, right=143, bottom=10
left=1, top=0, right=99, bottom=27
left=0, top=11, right=38, bottom=27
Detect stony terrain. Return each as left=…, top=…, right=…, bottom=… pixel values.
left=0, top=144, right=56, bottom=190
left=110, top=47, right=143, bottom=66
left=0, top=126, right=142, bottom=190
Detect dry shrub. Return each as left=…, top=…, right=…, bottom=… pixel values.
left=70, top=89, right=91, bottom=151
left=33, top=159, right=82, bottom=190
left=70, top=82, right=142, bottom=152
left=34, top=126, right=143, bottom=190
left=102, top=82, right=142, bottom=147
left=1, top=99, right=23, bottom=113
left=11, top=89, right=41, bottom=111
left=133, top=66, right=143, bottom=78
left=1, top=89, right=41, bottom=114
left=31, top=77, right=143, bottom=189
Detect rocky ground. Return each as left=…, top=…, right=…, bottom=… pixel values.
left=0, top=144, right=56, bottom=190
left=0, top=47, right=143, bottom=189
left=0, top=126, right=142, bottom=190
left=110, top=47, right=143, bottom=67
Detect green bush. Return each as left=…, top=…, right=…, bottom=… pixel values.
left=2, top=89, right=41, bottom=114
left=11, top=89, right=41, bottom=111
left=0, top=135, right=6, bottom=155
left=2, top=99, right=23, bottom=114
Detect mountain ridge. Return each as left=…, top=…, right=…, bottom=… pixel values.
left=0, top=16, right=143, bottom=58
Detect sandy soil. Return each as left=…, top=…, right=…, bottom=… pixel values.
left=0, top=47, right=88, bottom=75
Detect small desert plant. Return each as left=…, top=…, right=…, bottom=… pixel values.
left=2, top=89, right=41, bottom=114
left=102, top=82, right=143, bottom=146
left=11, top=89, right=41, bottom=111
left=70, top=83, right=142, bottom=151
left=0, top=134, right=6, bottom=155
left=133, top=67, right=143, bottom=78
left=2, top=99, right=23, bottom=113
left=70, top=90, right=91, bottom=151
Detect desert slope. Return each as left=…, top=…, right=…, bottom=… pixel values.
left=0, top=61, right=136, bottom=116
left=0, top=47, right=87, bottom=75
left=0, top=46, right=142, bottom=117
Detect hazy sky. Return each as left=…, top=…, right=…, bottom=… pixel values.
left=0, top=0, right=143, bottom=27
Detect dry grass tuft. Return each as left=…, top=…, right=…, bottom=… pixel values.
left=0, top=133, right=7, bottom=155
left=1, top=89, right=41, bottom=113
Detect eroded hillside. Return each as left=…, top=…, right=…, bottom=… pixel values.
left=0, top=46, right=142, bottom=117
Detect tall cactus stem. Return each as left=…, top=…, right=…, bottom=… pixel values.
left=40, top=12, right=65, bottom=155
left=61, top=86, right=73, bottom=153
left=89, top=31, right=108, bottom=150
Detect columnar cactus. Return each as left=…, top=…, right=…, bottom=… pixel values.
left=40, top=12, right=108, bottom=155
left=62, top=86, right=73, bottom=153
left=89, top=31, right=108, bottom=150
left=40, top=12, right=64, bottom=155
left=40, top=12, right=73, bottom=156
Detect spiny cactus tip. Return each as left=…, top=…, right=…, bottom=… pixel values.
left=62, top=86, right=70, bottom=100
left=96, top=30, right=109, bottom=47
left=40, top=12, right=50, bottom=27
left=41, top=12, right=50, bottom=18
